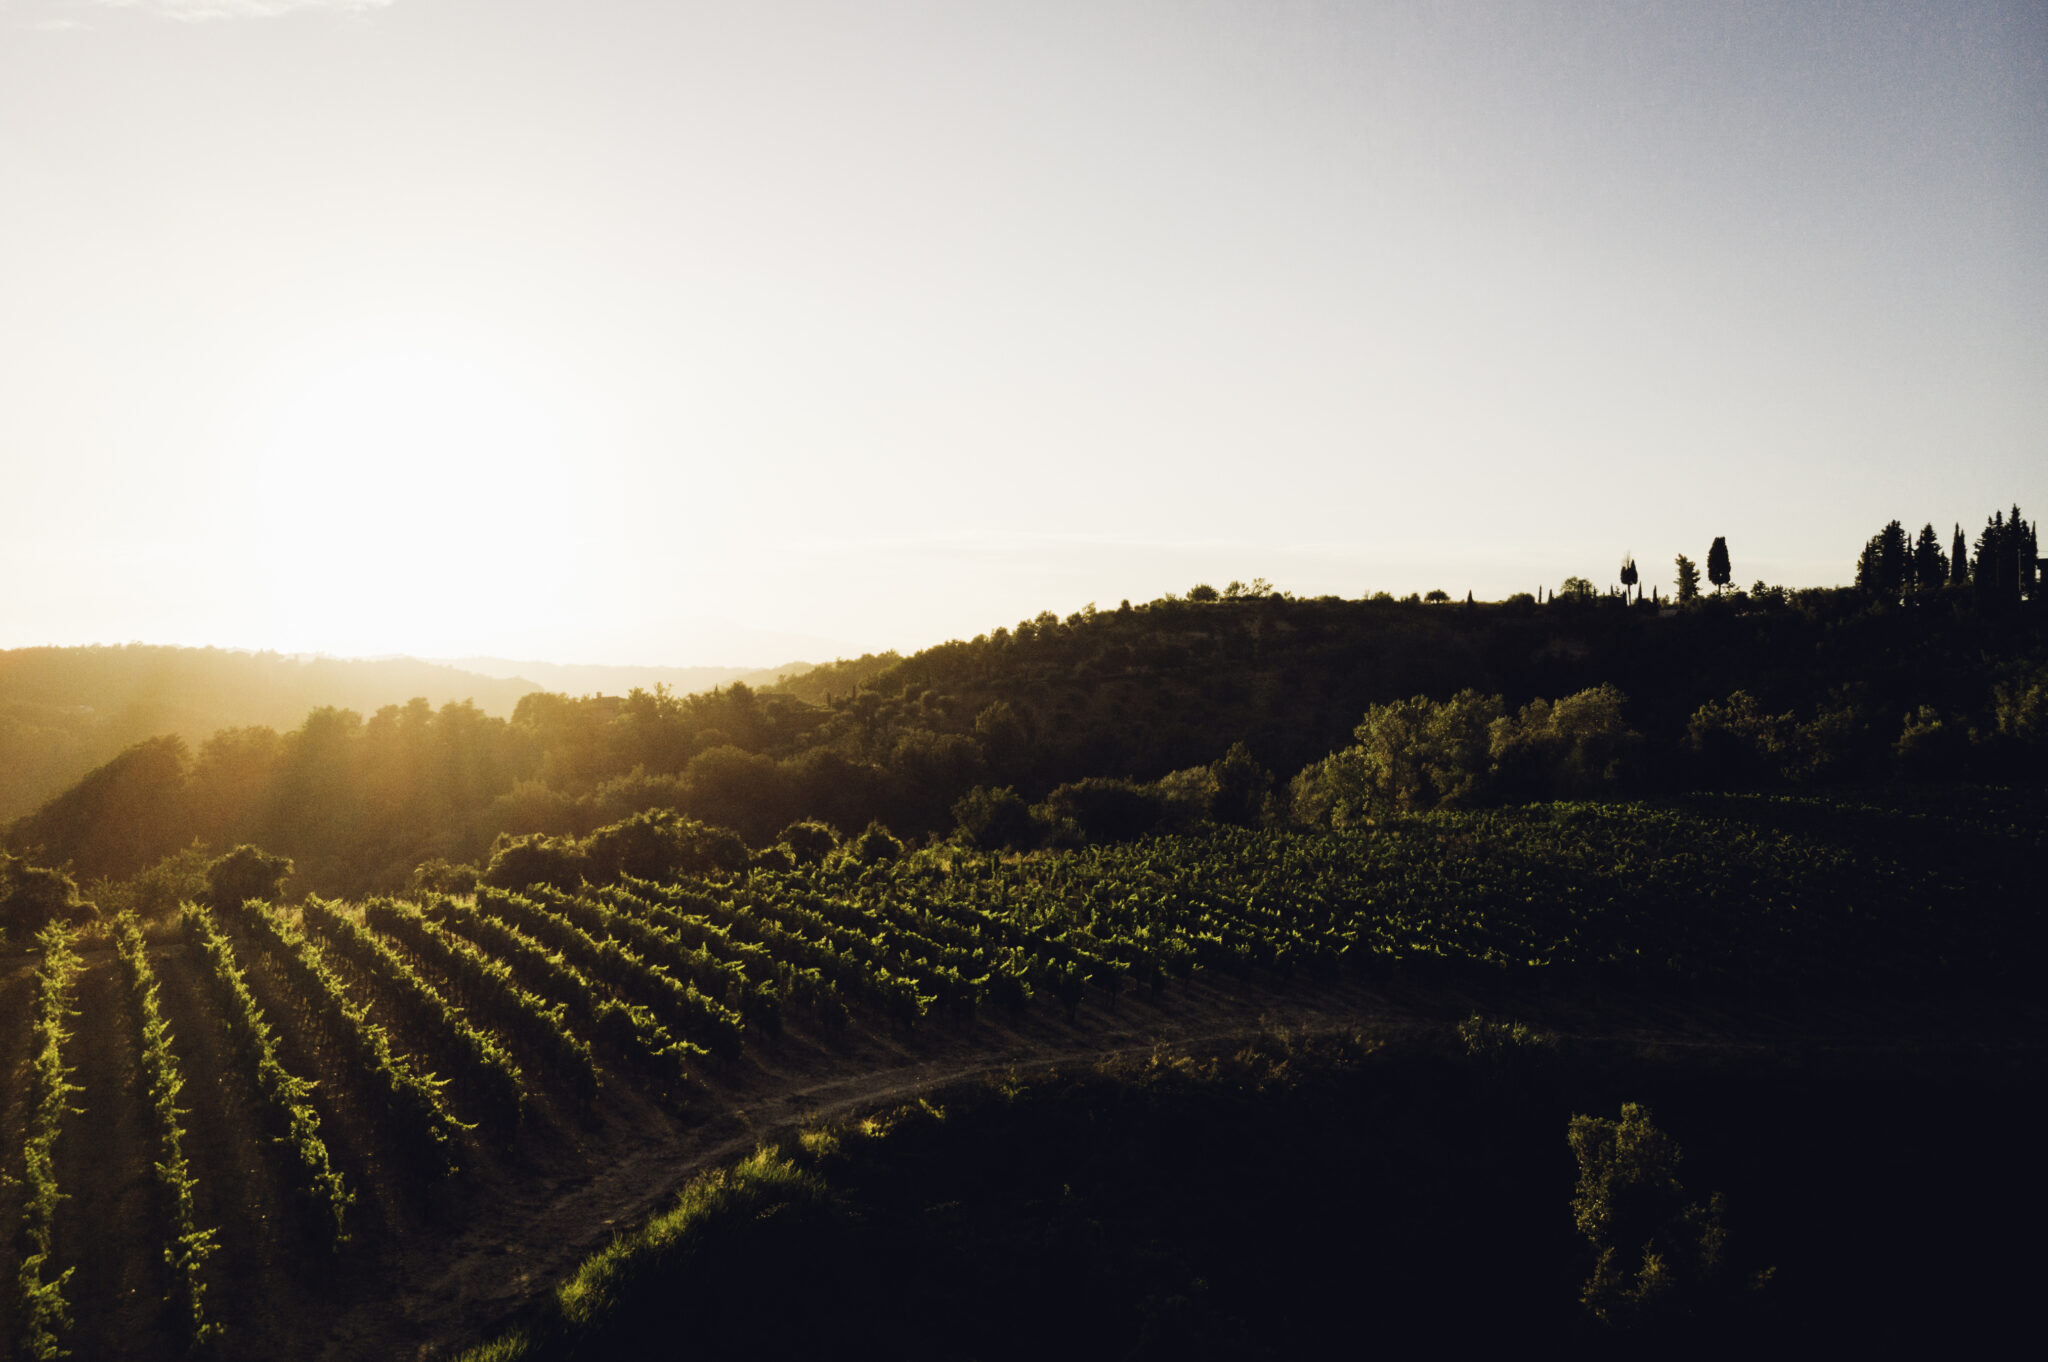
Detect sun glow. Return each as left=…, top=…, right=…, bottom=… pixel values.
left=214, top=318, right=607, bottom=655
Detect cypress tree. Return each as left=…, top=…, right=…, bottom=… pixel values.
left=1706, top=537, right=1731, bottom=593
left=1950, top=524, right=1970, bottom=588
left=1912, top=524, right=1945, bottom=590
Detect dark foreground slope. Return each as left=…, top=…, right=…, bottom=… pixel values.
left=460, top=1032, right=2043, bottom=1360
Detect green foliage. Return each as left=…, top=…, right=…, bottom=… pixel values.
left=204, top=843, right=293, bottom=909
left=1568, top=1103, right=1769, bottom=1328
left=845, top=820, right=905, bottom=865
left=775, top=819, right=840, bottom=865
left=112, top=913, right=221, bottom=1349
left=180, top=903, right=351, bottom=1248
left=480, top=833, right=591, bottom=894
left=412, top=857, right=481, bottom=896
left=430, top=896, right=698, bottom=1093
left=90, top=842, right=211, bottom=920
left=302, top=898, right=526, bottom=1129
left=1043, top=778, right=1165, bottom=843
left=1674, top=553, right=1701, bottom=603
left=1993, top=668, right=2048, bottom=749
left=17, top=922, right=84, bottom=1361
left=1488, top=685, right=1642, bottom=800
left=218, top=895, right=466, bottom=1178
left=1208, top=742, right=1273, bottom=827
left=583, top=809, right=747, bottom=884
left=366, top=899, right=600, bottom=1106
left=1, top=852, right=91, bottom=944
left=952, top=785, right=1037, bottom=850
left=1456, top=1013, right=1558, bottom=1063
left=1290, top=690, right=1502, bottom=823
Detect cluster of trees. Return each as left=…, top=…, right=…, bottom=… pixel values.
left=1856, top=507, right=2038, bottom=607
left=1289, top=685, right=1643, bottom=824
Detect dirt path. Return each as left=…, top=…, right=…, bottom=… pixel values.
left=320, top=979, right=1421, bottom=1361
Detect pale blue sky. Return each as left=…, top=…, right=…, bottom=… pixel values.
left=3, top=1, right=2043, bottom=663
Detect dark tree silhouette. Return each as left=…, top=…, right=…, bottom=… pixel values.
left=1950, top=523, right=1970, bottom=587
left=1674, top=554, right=1701, bottom=603
left=1706, top=537, right=1732, bottom=593
left=1912, top=524, right=1946, bottom=591
left=1619, top=555, right=1639, bottom=602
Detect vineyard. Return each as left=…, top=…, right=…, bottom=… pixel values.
left=1, top=791, right=2040, bottom=1359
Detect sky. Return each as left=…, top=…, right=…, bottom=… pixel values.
left=3, top=0, right=2043, bottom=666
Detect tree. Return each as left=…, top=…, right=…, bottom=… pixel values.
left=0, top=852, right=91, bottom=941
left=1209, top=742, right=1273, bottom=827
left=1911, top=523, right=1946, bottom=591
left=203, top=844, right=294, bottom=908
left=1568, top=1103, right=1770, bottom=1329
left=1619, top=555, right=1639, bottom=602
left=1706, top=537, right=1731, bottom=593
left=1950, top=523, right=1970, bottom=588
left=951, top=786, right=1036, bottom=850
left=1673, top=555, right=1701, bottom=604
left=1558, top=576, right=1597, bottom=603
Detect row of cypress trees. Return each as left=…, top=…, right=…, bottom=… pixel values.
left=1855, top=506, right=2038, bottom=606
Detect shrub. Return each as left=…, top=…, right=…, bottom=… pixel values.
left=1043, top=778, right=1164, bottom=843
left=776, top=820, right=841, bottom=866
left=479, top=834, right=590, bottom=894
left=203, top=844, right=294, bottom=910
left=951, top=786, right=1037, bottom=851
left=1567, top=1103, right=1769, bottom=1329
left=1, top=852, right=93, bottom=943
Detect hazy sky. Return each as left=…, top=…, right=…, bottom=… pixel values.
left=4, top=1, right=2043, bottom=665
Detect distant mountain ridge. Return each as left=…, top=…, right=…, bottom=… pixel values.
left=0, top=645, right=818, bottom=822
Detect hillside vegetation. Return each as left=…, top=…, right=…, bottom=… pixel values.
left=8, top=577, right=2044, bottom=901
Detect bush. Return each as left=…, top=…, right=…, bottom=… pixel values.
left=411, top=858, right=481, bottom=896
left=845, top=821, right=904, bottom=866
left=1567, top=1103, right=1769, bottom=1329
left=1, top=852, right=93, bottom=943
left=951, top=786, right=1037, bottom=851
left=93, top=844, right=213, bottom=920
left=1490, top=685, right=1643, bottom=800
left=479, top=834, right=589, bottom=894
left=1043, top=778, right=1164, bottom=844
left=776, top=820, right=841, bottom=866
left=204, top=844, right=294, bottom=909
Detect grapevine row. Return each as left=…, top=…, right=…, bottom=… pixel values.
left=423, top=897, right=697, bottom=1093
left=112, top=915, right=221, bottom=1352
left=473, top=887, right=745, bottom=1058
left=530, top=884, right=781, bottom=1033
left=215, top=897, right=464, bottom=1181
left=362, top=900, right=600, bottom=1107
left=15, top=923, right=83, bottom=1362
left=179, top=904, right=351, bottom=1248
left=300, top=898, right=525, bottom=1131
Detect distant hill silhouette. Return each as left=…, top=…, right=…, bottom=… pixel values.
left=0, top=646, right=821, bottom=822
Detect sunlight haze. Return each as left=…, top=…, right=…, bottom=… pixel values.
left=4, top=0, right=2043, bottom=664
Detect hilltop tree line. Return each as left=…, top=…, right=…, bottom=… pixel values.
left=1854, top=507, right=2038, bottom=608
left=5, top=530, right=2045, bottom=909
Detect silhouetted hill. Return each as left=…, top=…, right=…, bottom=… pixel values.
left=0, top=646, right=817, bottom=824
